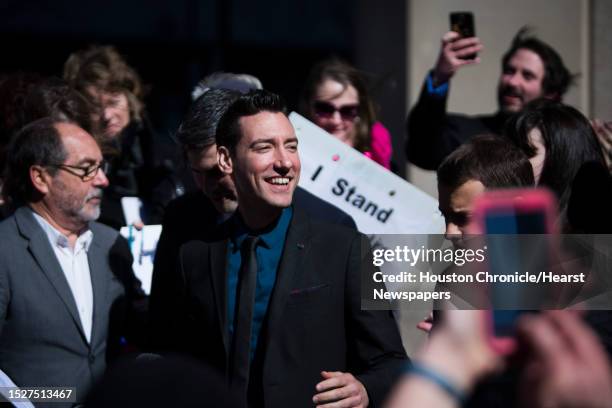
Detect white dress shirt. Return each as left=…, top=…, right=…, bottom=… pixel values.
left=32, top=210, right=94, bottom=343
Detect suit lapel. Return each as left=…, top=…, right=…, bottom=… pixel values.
left=16, top=208, right=88, bottom=342
left=88, top=237, right=108, bottom=347
left=209, top=239, right=229, bottom=357
left=264, top=208, right=310, bottom=346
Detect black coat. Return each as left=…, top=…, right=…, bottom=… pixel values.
left=99, top=119, right=185, bottom=229
left=406, top=76, right=508, bottom=170
left=148, top=188, right=357, bottom=352
left=151, top=207, right=406, bottom=407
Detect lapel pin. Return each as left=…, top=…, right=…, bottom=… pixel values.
left=297, top=243, right=305, bottom=249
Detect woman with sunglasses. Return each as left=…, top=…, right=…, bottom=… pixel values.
left=299, top=58, right=392, bottom=169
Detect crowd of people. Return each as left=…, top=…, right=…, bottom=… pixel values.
left=0, top=24, right=610, bottom=408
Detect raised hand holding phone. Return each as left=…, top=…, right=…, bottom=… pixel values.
left=431, top=12, right=483, bottom=86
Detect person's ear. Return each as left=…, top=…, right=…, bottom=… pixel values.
left=30, top=165, right=52, bottom=195
left=217, top=146, right=233, bottom=176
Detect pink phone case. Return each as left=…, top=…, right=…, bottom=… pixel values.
left=470, top=188, right=558, bottom=355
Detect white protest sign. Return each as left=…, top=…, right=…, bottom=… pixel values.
left=121, top=197, right=144, bottom=225
left=289, top=112, right=444, bottom=235
left=119, top=224, right=162, bottom=295
left=290, top=113, right=444, bottom=299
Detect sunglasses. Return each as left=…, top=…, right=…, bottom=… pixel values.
left=312, top=101, right=359, bottom=121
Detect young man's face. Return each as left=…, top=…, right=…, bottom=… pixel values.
left=497, top=48, right=547, bottom=113
left=220, top=111, right=300, bottom=220
left=438, top=179, right=486, bottom=245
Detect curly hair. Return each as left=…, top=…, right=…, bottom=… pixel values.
left=63, top=45, right=145, bottom=123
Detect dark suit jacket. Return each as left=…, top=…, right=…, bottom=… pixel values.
left=148, top=188, right=357, bottom=350
left=293, top=187, right=357, bottom=229
left=0, top=207, right=143, bottom=405
left=153, top=207, right=406, bottom=407
left=406, top=76, right=508, bottom=170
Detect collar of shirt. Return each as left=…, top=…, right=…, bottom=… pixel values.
left=30, top=209, right=93, bottom=253
left=229, top=206, right=293, bottom=252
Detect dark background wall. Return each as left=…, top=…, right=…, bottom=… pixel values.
left=2, top=0, right=406, bottom=175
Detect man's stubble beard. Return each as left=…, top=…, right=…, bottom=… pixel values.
left=71, top=189, right=104, bottom=224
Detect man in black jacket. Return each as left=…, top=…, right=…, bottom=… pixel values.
left=406, top=27, right=573, bottom=170
left=151, top=90, right=406, bottom=407
left=149, top=88, right=357, bottom=351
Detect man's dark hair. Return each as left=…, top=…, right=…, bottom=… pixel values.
left=175, top=88, right=241, bottom=150
left=502, top=27, right=574, bottom=99
left=505, top=98, right=605, bottom=212
left=437, top=134, right=535, bottom=190
left=216, top=89, right=287, bottom=154
left=3, top=117, right=69, bottom=207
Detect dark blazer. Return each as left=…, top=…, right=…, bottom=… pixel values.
left=0, top=207, right=142, bottom=405
left=406, top=76, right=508, bottom=170
left=148, top=188, right=357, bottom=350
left=293, top=187, right=357, bottom=229
left=155, top=207, right=407, bottom=408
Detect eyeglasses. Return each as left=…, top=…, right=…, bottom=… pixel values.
left=312, top=101, right=359, bottom=121
left=49, top=161, right=110, bottom=182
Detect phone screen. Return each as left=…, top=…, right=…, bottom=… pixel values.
left=485, top=210, right=547, bottom=234
left=450, top=12, right=475, bottom=37
left=485, top=207, right=548, bottom=336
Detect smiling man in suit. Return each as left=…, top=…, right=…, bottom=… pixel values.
left=163, top=90, right=407, bottom=407
left=0, top=118, right=143, bottom=404
left=149, top=86, right=358, bottom=354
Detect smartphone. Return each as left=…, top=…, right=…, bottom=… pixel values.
left=450, top=12, right=476, bottom=59
left=471, top=188, right=558, bottom=354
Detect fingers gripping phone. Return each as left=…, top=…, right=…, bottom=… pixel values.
left=450, top=12, right=477, bottom=59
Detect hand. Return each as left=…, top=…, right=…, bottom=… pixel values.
left=313, top=371, right=369, bottom=408
left=432, top=31, right=483, bottom=85
left=592, top=118, right=612, bottom=171
left=421, top=310, right=501, bottom=391
left=416, top=311, right=433, bottom=333
left=132, top=221, right=145, bottom=231
left=386, top=311, right=501, bottom=408
left=517, top=311, right=612, bottom=408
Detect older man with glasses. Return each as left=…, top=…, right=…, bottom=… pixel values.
left=0, top=117, right=145, bottom=406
